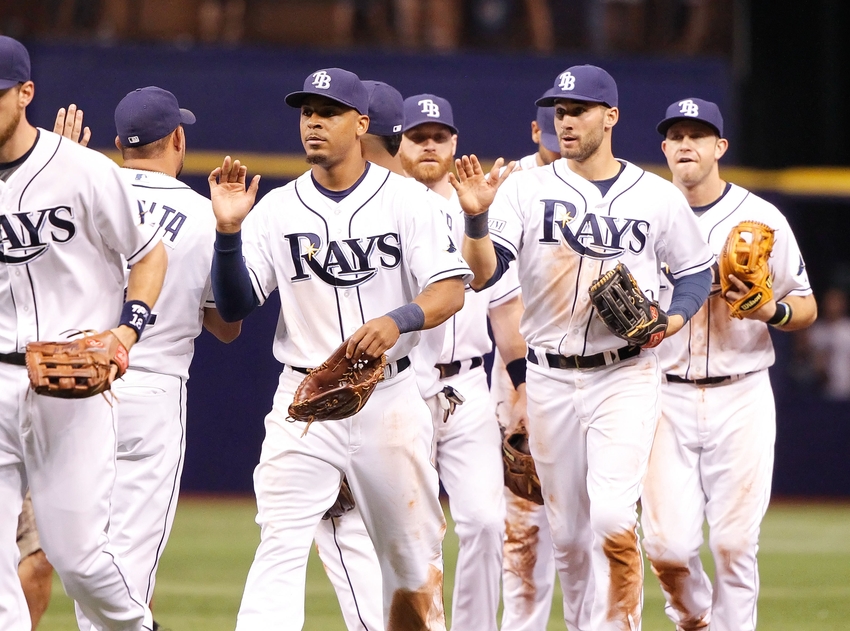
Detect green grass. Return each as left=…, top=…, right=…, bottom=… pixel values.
left=37, top=499, right=850, bottom=630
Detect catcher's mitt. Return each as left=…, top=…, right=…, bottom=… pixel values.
left=589, top=263, right=668, bottom=349
left=323, top=476, right=356, bottom=520
left=503, top=427, right=544, bottom=505
left=288, top=343, right=387, bottom=431
left=719, top=221, right=775, bottom=319
left=25, top=331, right=129, bottom=398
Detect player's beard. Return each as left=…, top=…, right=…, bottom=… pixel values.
left=0, top=105, right=22, bottom=149
left=561, top=122, right=605, bottom=163
left=399, top=152, right=452, bottom=187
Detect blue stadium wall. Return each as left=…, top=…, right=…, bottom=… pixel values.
left=22, top=42, right=849, bottom=496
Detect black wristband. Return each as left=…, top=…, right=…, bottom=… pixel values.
left=505, top=357, right=527, bottom=389
left=464, top=211, right=489, bottom=239
left=119, top=300, right=152, bottom=341
left=767, top=301, right=792, bottom=327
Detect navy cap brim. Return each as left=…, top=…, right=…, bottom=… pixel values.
left=401, top=120, right=458, bottom=135
left=285, top=90, right=364, bottom=114
left=0, top=78, right=21, bottom=90
left=656, top=116, right=720, bottom=137
left=179, top=108, right=196, bottom=125
left=536, top=93, right=611, bottom=107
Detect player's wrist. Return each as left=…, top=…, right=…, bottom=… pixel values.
left=118, top=300, right=152, bottom=342
left=505, top=357, right=527, bottom=389
left=464, top=211, right=490, bottom=239
left=110, top=325, right=138, bottom=353
left=385, top=303, right=425, bottom=334
left=767, top=301, right=792, bottom=327
left=215, top=221, right=243, bottom=235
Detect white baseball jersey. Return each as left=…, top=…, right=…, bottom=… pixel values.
left=658, top=183, right=812, bottom=378
left=487, top=159, right=714, bottom=355
left=241, top=163, right=471, bottom=367
left=120, top=169, right=216, bottom=378
left=0, top=131, right=159, bottom=351
left=515, top=153, right=540, bottom=171
left=414, top=192, right=520, bottom=398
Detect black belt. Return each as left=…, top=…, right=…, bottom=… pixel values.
left=290, top=355, right=411, bottom=377
left=435, top=356, right=484, bottom=379
left=666, top=372, right=753, bottom=386
left=0, top=352, right=26, bottom=366
left=527, top=345, right=640, bottom=370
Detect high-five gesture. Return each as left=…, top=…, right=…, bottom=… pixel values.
left=54, top=104, right=91, bottom=146
left=449, top=154, right=515, bottom=217
left=208, top=155, right=261, bottom=234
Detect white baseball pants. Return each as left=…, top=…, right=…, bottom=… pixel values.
left=236, top=367, right=446, bottom=631
left=642, top=370, right=775, bottom=631
left=0, top=363, right=152, bottom=631
left=428, top=366, right=506, bottom=631
left=525, top=353, right=661, bottom=631
left=76, top=370, right=187, bottom=630
left=314, top=505, right=385, bottom=631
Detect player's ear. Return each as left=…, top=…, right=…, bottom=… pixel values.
left=451, top=134, right=458, bottom=156
left=17, top=81, right=34, bottom=107
left=531, top=120, right=542, bottom=144
left=604, top=106, right=619, bottom=129
left=114, top=136, right=122, bottom=151
left=172, top=126, right=185, bottom=152
left=715, top=137, right=728, bottom=160
left=356, top=114, right=370, bottom=137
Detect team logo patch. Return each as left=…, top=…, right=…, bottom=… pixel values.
left=285, top=232, right=402, bottom=287
left=488, top=218, right=506, bottom=233
left=678, top=99, right=699, bottom=117
left=418, top=99, right=441, bottom=118
left=538, top=199, right=649, bottom=259
left=312, top=71, right=332, bottom=89
left=0, top=206, right=77, bottom=264
left=558, top=71, right=575, bottom=91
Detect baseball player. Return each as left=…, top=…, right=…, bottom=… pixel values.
left=495, top=99, right=560, bottom=631
left=0, top=35, right=167, bottom=631
left=55, top=88, right=241, bottom=631
left=641, top=98, right=817, bottom=631
left=398, top=92, right=527, bottom=631
left=311, top=78, right=408, bottom=631
left=450, top=64, right=715, bottom=631
left=209, top=67, right=470, bottom=631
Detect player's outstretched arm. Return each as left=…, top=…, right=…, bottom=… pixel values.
left=345, top=276, right=465, bottom=360
left=449, top=154, right=514, bottom=290
left=725, top=275, right=818, bottom=330
left=115, top=240, right=168, bottom=350
left=209, top=156, right=261, bottom=234
left=489, top=294, right=529, bottom=433
left=53, top=104, right=91, bottom=146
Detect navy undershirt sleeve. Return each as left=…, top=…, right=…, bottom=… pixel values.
left=478, top=242, right=516, bottom=290
left=667, top=267, right=712, bottom=323
left=212, top=231, right=260, bottom=322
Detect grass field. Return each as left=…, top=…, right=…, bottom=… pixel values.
left=38, top=498, right=850, bottom=631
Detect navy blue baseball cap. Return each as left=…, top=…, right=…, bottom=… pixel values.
left=535, top=101, right=559, bottom=154
left=285, top=68, right=369, bottom=115
left=0, top=36, right=30, bottom=90
left=362, top=80, right=404, bottom=136
left=657, top=98, right=724, bottom=137
left=115, top=87, right=196, bottom=147
left=402, top=94, right=458, bottom=134
left=536, top=65, right=618, bottom=108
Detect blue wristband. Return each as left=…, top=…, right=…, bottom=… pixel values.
left=464, top=211, right=490, bottom=239
left=119, top=300, right=152, bottom=341
left=386, top=303, right=426, bottom=334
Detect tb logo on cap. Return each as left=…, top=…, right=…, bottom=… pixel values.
left=419, top=99, right=441, bottom=118
left=558, top=72, right=575, bottom=91
left=312, top=71, right=332, bottom=90
left=678, top=99, right=699, bottom=117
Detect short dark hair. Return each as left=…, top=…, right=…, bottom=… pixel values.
left=118, top=133, right=171, bottom=160
left=379, top=133, right=402, bottom=157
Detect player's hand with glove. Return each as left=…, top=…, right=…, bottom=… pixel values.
left=719, top=221, right=776, bottom=321
left=449, top=154, right=516, bottom=217
left=589, top=262, right=671, bottom=348
left=209, top=156, right=261, bottom=234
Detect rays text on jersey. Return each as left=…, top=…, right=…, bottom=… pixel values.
left=0, top=206, right=75, bottom=264
left=285, top=231, right=402, bottom=287
left=538, top=199, right=649, bottom=259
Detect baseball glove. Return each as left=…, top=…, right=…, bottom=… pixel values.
left=589, top=262, right=668, bottom=349
left=288, top=342, right=387, bottom=431
left=323, top=476, right=356, bottom=520
left=503, top=427, right=544, bottom=505
left=719, top=221, right=775, bottom=319
left=25, top=330, right=129, bottom=398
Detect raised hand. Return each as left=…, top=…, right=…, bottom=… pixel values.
left=448, top=154, right=515, bottom=217
left=54, top=104, right=91, bottom=146
left=208, top=156, right=261, bottom=234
